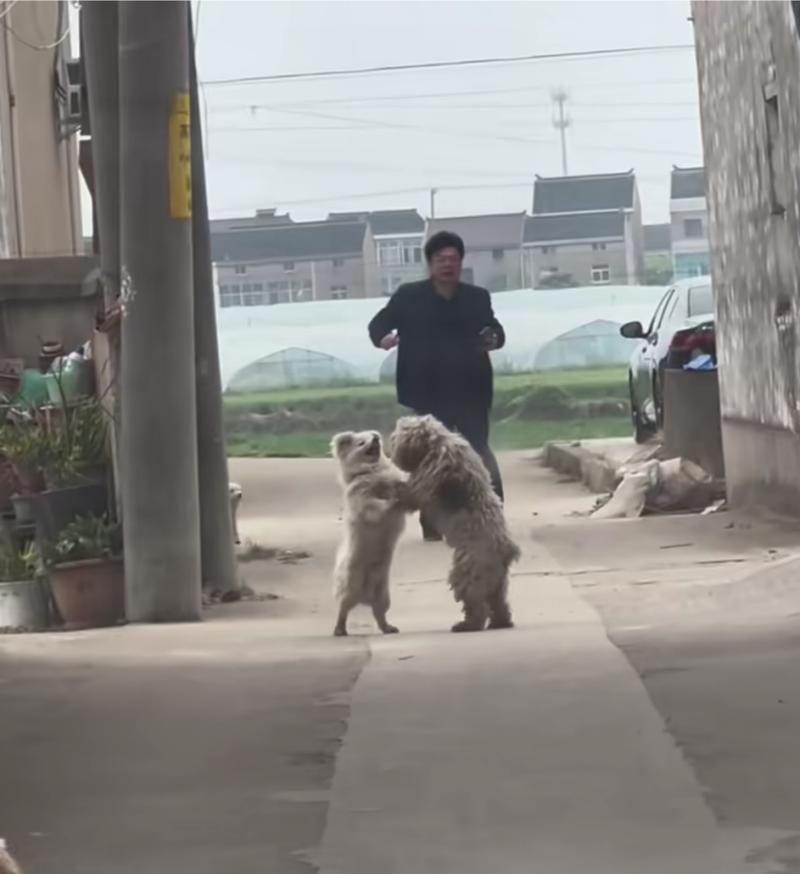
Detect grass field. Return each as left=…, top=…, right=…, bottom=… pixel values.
left=224, top=367, right=631, bottom=457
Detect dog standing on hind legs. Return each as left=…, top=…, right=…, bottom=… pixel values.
left=391, top=415, right=519, bottom=632
left=331, top=430, right=413, bottom=637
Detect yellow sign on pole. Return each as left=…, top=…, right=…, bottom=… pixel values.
left=169, top=93, right=192, bottom=219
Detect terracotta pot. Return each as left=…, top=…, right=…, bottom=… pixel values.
left=48, top=557, right=124, bottom=630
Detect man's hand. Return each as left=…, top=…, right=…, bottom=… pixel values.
left=479, top=326, right=499, bottom=351
left=380, top=333, right=399, bottom=351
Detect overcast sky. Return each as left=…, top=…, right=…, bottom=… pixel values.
left=193, top=0, right=701, bottom=226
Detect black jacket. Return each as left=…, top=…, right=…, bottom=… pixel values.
left=368, top=280, right=505, bottom=413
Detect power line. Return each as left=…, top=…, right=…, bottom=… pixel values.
left=205, top=79, right=697, bottom=113
left=202, top=44, right=695, bottom=88
left=0, top=1, right=20, bottom=22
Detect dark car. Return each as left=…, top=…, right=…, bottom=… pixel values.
left=620, top=278, right=715, bottom=442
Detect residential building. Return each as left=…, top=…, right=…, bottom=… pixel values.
left=329, top=209, right=425, bottom=296
left=524, top=171, right=644, bottom=288
left=670, top=166, right=710, bottom=278
left=425, top=213, right=526, bottom=291
left=211, top=219, right=369, bottom=307
left=643, top=223, right=673, bottom=284
left=0, top=0, right=82, bottom=257
left=693, top=0, right=800, bottom=512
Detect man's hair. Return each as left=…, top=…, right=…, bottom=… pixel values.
left=424, top=231, right=465, bottom=263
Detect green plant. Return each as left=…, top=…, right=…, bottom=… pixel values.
left=48, top=400, right=109, bottom=482
left=0, top=423, right=52, bottom=491
left=0, top=542, right=40, bottom=582
left=46, top=514, right=122, bottom=566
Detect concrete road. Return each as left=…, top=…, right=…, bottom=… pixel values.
left=0, top=453, right=798, bottom=872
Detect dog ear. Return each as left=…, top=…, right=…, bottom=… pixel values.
left=331, top=432, right=355, bottom=458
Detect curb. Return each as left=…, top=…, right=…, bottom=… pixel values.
left=542, top=442, right=620, bottom=494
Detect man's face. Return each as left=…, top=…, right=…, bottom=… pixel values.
left=429, top=246, right=462, bottom=285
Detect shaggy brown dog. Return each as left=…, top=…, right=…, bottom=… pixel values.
left=391, top=415, right=519, bottom=632
left=331, top=430, right=413, bottom=637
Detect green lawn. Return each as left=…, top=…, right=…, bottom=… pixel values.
left=223, top=367, right=632, bottom=458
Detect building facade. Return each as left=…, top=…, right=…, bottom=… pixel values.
left=693, top=0, right=800, bottom=512
left=525, top=172, right=644, bottom=288
left=0, top=0, right=82, bottom=257
left=212, top=220, right=369, bottom=307
left=670, top=166, right=710, bottom=279
left=210, top=209, right=426, bottom=307
left=425, top=213, right=526, bottom=291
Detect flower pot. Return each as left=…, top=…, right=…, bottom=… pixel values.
left=44, top=465, right=108, bottom=492
left=0, top=578, right=50, bottom=631
left=48, top=557, right=124, bottom=630
left=11, top=494, right=37, bottom=526
left=32, top=483, right=109, bottom=548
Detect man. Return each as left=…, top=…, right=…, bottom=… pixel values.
left=368, top=230, right=505, bottom=540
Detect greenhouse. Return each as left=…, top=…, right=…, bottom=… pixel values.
left=227, top=347, right=356, bottom=392
left=217, top=285, right=666, bottom=391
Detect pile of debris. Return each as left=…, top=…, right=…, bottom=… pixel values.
left=592, top=444, right=725, bottom=520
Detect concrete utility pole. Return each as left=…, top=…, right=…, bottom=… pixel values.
left=81, top=2, right=120, bottom=310
left=552, top=89, right=571, bottom=176
left=119, top=0, right=202, bottom=622
left=188, top=8, right=238, bottom=595
left=81, top=0, right=122, bottom=515
left=429, top=187, right=438, bottom=219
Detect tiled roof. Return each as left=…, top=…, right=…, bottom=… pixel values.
left=670, top=166, right=706, bottom=199
left=211, top=221, right=366, bottom=264
left=426, top=213, right=526, bottom=250
left=533, top=171, right=635, bottom=214
left=524, top=211, right=625, bottom=244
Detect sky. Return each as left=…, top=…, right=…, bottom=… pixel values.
left=194, top=0, right=702, bottom=226
left=76, top=0, right=703, bottom=231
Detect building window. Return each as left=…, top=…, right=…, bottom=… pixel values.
left=591, top=265, right=610, bottom=284
left=540, top=246, right=557, bottom=254
left=378, top=240, right=423, bottom=266
left=331, top=285, right=348, bottom=300
left=492, top=248, right=505, bottom=261
left=283, top=261, right=295, bottom=272
left=592, top=242, right=607, bottom=251
left=234, top=264, right=247, bottom=275
left=683, top=218, right=703, bottom=238
left=219, top=284, right=242, bottom=308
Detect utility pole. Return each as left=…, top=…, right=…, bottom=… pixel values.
left=119, top=0, right=202, bottom=622
left=188, top=7, right=238, bottom=596
left=81, top=0, right=122, bottom=516
left=429, top=187, right=438, bottom=219
left=552, top=89, right=571, bottom=176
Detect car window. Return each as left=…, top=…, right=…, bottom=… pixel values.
left=646, top=289, right=674, bottom=335
left=653, top=290, right=676, bottom=332
left=662, top=289, right=683, bottom=324
left=688, top=283, right=714, bottom=317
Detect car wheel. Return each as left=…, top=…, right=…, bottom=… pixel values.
left=630, top=379, right=652, bottom=444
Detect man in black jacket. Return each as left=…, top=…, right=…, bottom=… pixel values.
left=368, top=231, right=505, bottom=540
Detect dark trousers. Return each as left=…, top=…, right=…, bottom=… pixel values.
left=413, top=402, right=503, bottom=538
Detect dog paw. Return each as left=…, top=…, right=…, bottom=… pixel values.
left=451, top=620, right=485, bottom=633
left=381, top=624, right=400, bottom=635
left=488, top=618, right=514, bottom=630
left=333, top=627, right=348, bottom=637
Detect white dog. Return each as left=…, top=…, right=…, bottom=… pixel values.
left=391, top=415, right=520, bottom=633
left=331, top=430, right=412, bottom=637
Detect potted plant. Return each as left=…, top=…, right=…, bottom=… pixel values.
left=0, top=422, right=49, bottom=525
left=33, top=401, right=111, bottom=545
left=0, top=542, right=50, bottom=631
left=45, top=514, right=124, bottom=630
